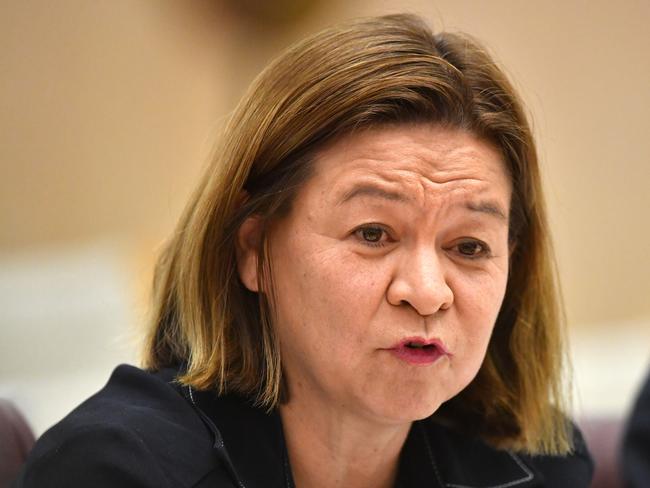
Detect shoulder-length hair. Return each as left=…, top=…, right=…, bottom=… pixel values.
left=143, top=13, right=571, bottom=454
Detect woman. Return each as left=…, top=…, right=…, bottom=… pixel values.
left=14, top=14, right=593, bottom=488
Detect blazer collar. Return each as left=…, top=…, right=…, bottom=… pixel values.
left=419, top=421, right=540, bottom=488
left=188, top=388, right=288, bottom=488
left=188, top=388, right=538, bottom=488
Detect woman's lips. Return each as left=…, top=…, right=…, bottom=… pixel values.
left=388, top=337, right=450, bottom=365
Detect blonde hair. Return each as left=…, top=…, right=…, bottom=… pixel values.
left=143, top=13, right=572, bottom=454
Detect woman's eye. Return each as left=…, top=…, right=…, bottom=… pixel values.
left=455, top=240, right=490, bottom=259
left=354, top=225, right=390, bottom=247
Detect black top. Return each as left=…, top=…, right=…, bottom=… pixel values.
left=622, top=370, right=650, bottom=487
left=13, top=364, right=593, bottom=487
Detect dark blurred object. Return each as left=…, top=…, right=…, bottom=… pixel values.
left=223, top=0, right=321, bottom=27
left=622, top=370, right=650, bottom=487
left=578, top=416, right=624, bottom=488
left=0, top=399, right=35, bottom=486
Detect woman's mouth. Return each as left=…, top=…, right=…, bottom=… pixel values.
left=389, top=337, right=450, bottom=365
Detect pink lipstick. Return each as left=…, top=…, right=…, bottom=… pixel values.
left=389, top=337, right=450, bottom=365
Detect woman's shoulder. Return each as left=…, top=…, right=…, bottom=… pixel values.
left=418, top=419, right=593, bottom=488
left=517, top=425, right=594, bottom=488
left=13, top=364, right=233, bottom=488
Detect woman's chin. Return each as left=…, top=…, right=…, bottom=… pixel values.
left=358, top=392, right=445, bottom=426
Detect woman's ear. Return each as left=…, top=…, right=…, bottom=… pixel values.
left=236, top=214, right=263, bottom=292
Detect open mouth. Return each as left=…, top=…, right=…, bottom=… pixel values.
left=389, top=338, right=450, bottom=365
left=405, top=342, right=436, bottom=350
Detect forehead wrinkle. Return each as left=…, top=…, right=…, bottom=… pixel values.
left=333, top=175, right=507, bottom=231
left=313, top=126, right=510, bottom=212
left=331, top=167, right=429, bottom=208
left=354, top=130, right=499, bottom=178
left=345, top=146, right=501, bottom=189
left=411, top=150, right=506, bottom=186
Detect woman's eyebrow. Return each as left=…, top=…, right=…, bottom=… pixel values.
left=463, top=201, right=508, bottom=221
left=336, top=184, right=507, bottom=221
left=337, top=184, right=412, bottom=205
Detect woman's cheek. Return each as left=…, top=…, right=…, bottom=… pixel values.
left=452, top=276, right=502, bottom=378
left=453, top=265, right=507, bottom=315
left=451, top=327, right=493, bottom=392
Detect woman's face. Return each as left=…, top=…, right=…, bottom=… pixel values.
left=239, top=124, right=512, bottom=424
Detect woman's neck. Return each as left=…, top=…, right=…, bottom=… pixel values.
left=279, top=395, right=411, bottom=488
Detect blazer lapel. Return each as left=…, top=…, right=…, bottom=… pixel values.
left=417, top=420, right=539, bottom=488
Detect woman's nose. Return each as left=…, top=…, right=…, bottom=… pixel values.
left=386, top=247, right=454, bottom=316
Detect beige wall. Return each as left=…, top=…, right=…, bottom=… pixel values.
left=1, top=0, right=648, bottom=431
left=2, top=0, right=648, bottom=325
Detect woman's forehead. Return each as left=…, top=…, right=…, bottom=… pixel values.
left=306, top=124, right=511, bottom=208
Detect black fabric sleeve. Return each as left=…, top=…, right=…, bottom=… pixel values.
left=12, top=424, right=172, bottom=488
left=622, top=371, right=650, bottom=488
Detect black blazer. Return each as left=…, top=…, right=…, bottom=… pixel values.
left=622, top=370, right=650, bottom=487
left=13, top=365, right=593, bottom=487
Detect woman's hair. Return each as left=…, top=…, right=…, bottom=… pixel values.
left=143, top=13, right=571, bottom=454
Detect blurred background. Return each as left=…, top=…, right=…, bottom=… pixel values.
left=1, top=0, right=648, bottom=447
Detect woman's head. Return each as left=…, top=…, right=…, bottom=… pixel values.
left=143, top=13, right=570, bottom=454
left=238, top=123, right=513, bottom=429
